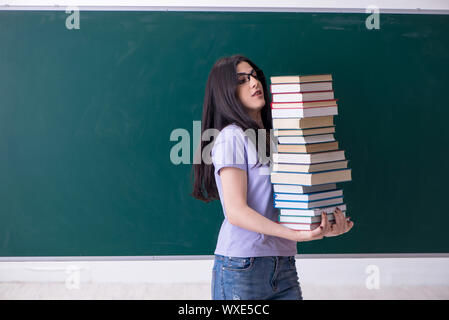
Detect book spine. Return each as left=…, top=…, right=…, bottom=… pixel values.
left=273, top=195, right=343, bottom=203
left=274, top=201, right=345, bottom=210
left=272, top=90, right=334, bottom=95
left=271, top=104, right=338, bottom=110
left=270, top=99, right=338, bottom=109
left=272, top=167, right=350, bottom=175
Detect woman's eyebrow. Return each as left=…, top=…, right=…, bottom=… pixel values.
left=237, top=69, right=255, bottom=75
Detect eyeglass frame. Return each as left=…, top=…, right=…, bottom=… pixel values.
left=236, top=68, right=265, bottom=85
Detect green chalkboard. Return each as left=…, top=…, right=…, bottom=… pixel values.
left=1, top=10, right=448, bottom=256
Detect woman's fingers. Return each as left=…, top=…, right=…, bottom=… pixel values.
left=345, top=219, right=354, bottom=233
left=335, top=208, right=346, bottom=234
left=321, top=212, right=331, bottom=234
left=296, top=208, right=354, bottom=241
left=302, top=214, right=328, bottom=241
left=324, top=208, right=345, bottom=236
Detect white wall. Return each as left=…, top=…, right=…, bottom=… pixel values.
left=1, top=256, right=449, bottom=288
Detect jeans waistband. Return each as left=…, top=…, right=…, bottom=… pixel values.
left=214, top=254, right=295, bottom=262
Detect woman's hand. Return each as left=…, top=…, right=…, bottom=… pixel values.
left=292, top=211, right=331, bottom=242
left=292, top=208, right=354, bottom=242
left=324, top=207, right=354, bottom=237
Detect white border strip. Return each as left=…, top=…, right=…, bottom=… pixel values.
left=0, top=1, right=449, bottom=14
left=1, top=6, right=449, bottom=14
left=1, top=253, right=449, bottom=262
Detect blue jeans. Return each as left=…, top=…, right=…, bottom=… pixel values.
left=211, top=255, right=303, bottom=300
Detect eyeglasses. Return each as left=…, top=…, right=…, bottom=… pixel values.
left=237, top=69, right=264, bottom=85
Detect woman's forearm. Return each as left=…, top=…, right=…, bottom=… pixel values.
left=226, top=205, right=299, bottom=242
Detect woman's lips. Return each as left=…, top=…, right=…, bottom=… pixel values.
left=252, top=90, right=262, bottom=97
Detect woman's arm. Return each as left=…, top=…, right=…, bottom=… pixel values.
left=219, top=167, right=330, bottom=242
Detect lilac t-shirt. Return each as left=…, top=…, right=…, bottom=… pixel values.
left=211, top=123, right=297, bottom=257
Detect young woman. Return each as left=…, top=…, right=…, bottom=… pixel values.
left=191, top=54, right=354, bottom=300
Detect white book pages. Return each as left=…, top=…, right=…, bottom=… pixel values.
left=273, top=150, right=345, bottom=164
left=279, top=204, right=347, bottom=216
left=270, top=82, right=333, bottom=93
left=272, top=91, right=334, bottom=102
left=274, top=189, right=343, bottom=201
left=275, top=196, right=344, bottom=209
left=277, top=134, right=335, bottom=144
left=272, top=106, right=338, bottom=118
left=273, top=183, right=337, bottom=194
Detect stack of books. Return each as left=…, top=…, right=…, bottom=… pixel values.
left=269, top=74, right=351, bottom=231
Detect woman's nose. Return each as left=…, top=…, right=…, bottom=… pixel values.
left=249, top=75, right=258, bottom=87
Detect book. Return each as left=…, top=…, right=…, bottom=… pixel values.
left=271, top=81, right=333, bottom=93
left=273, top=160, right=348, bottom=173
left=272, top=91, right=334, bottom=103
left=272, top=106, right=338, bottom=118
left=278, top=222, right=321, bottom=231
left=277, top=134, right=335, bottom=144
left=279, top=204, right=347, bottom=217
left=272, top=115, right=334, bottom=129
left=271, top=74, right=332, bottom=84
left=274, top=196, right=344, bottom=209
left=273, top=150, right=346, bottom=164
left=274, top=189, right=343, bottom=202
left=271, top=99, right=337, bottom=109
left=273, top=127, right=335, bottom=137
left=271, top=169, right=352, bottom=186
left=276, top=141, right=339, bottom=153
left=273, top=183, right=337, bottom=194
left=278, top=212, right=345, bottom=224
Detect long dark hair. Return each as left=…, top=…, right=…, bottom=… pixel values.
left=191, top=54, right=272, bottom=203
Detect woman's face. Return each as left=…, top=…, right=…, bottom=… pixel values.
left=236, top=61, right=265, bottom=116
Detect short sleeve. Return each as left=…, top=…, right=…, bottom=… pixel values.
left=212, top=125, right=248, bottom=176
